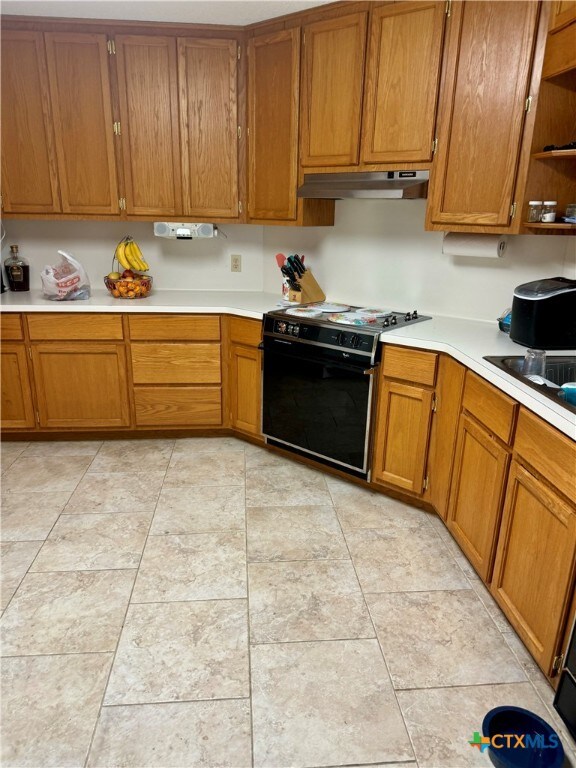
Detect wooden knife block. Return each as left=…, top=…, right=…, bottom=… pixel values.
left=288, top=269, right=326, bottom=303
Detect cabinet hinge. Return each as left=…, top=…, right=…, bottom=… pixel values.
left=118, top=197, right=126, bottom=210
left=431, top=394, right=438, bottom=412
left=238, top=200, right=243, bottom=214
left=423, top=476, right=430, bottom=491
left=28, top=348, right=32, bottom=360
left=525, top=95, right=533, bottom=113
left=445, top=0, right=451, bottom=16
left=552, top=654, right=564, bottom=675
left=510, top=202, right=517, bottom=220
left=237, top=45, right=241, bottom=60
left=432, top=137, right=438, bottom=155
left=113, top=121, right=121, bottom=136
left=107, top=39, right=116, bottom=55
left=237, top=125, right=242, bottom=140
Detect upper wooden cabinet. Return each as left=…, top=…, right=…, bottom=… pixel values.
left=44, top=32, right=120, bottom=215
left=248, top=29, right=300, bottom=221
left=549, top=0, right=576, bottom=32
left=115, top=35, right=182, bottom=217
left=300, top=12, right=368, bottom=167
left=178, top=38, right=239, bottom=218
left=361, top=1, right=446, bottom=164
left=1, top=31, right=61, bottom=214
left=426, top=1, right=541, bottom=230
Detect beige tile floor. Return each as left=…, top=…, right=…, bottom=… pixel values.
left=0, top=436, right=574, bottom=768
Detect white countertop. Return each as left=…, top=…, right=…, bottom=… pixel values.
left=2, top=289, right=575, bottom=439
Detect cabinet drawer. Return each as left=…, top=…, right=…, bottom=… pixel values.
left=131, top=343, right=221, bottom=384
left=128, top=314, right=220, bottom=341
left=382, top=345, right=437, bottom=386
left=228, top=316, right=262, bottom=347
left=27, top=313, right=123, bottom=340
left=134, top=386, right=222, bottom=426
left=0, top=313, right=24, bottom=340
left=515, top=408, right=576, bottom=501
left=462, top=371, right=517, bottom=444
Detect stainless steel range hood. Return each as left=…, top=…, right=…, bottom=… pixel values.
left=297, top=170, right=429, bottom=199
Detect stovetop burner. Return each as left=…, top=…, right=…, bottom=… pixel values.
left=271, top=302, right=431, bottom=333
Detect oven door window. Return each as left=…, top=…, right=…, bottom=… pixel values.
left=263, top=348, right=371, bottom=471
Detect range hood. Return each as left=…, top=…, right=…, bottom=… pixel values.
left=297, top=170, right=429, bottom=199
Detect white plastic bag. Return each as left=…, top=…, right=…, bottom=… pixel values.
left=41, top=250, right=91, bottom=301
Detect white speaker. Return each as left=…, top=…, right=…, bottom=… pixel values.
left=153, top=222, right=217, bottom=239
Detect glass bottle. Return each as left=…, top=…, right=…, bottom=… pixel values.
left=527, top=201, right=542, bottom=223
left=4, top=244, right=30, bottom=292
left=541, top=201, right=557, bottom=223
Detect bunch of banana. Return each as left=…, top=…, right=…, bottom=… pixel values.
left=114, top=236, right=149, bottom=272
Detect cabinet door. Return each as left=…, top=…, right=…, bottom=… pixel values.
left=229, top=343, right=262, bottom=436
left=1, top=31, right=61, bottom=214
left=44, top=32, right=119, bottom=215
left=447, top=414, right=510, bottom=581
left=372, top=379, right=433, bottom=493
left=115, top=35, right=182, bottom=217
left=549, top=0, right=576, bottom=31
left=248, top=29, right=300, bottom=221
left=178, top=38, right=238, bottom=218
left=31, top=343, right=130, bottom=428
left=301, top=12, right=368, bottom=167
left=361, top=1, right=446, bottom=164
left=425, top=355, right=465, bottom=519
left=491, top=461, right=576, bottom=677
left=1, top=345, right=36, bottom=429
left=427, top=1, right=540, bottom=228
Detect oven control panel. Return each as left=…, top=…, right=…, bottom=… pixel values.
left=273, top=320, right=300, bottom=337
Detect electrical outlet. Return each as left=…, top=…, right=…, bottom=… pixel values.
left=231, top=254, right=242, bottom=272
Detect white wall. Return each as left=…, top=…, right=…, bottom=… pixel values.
left=2, top=220, right=265, bottom=292
left=262, top=199, right=576, bottom=321
left=3, top=205, right=575, bottom=322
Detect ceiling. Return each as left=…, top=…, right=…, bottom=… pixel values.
left=1, top=0, right=334, bottom=26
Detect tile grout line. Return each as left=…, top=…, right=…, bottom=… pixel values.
left=326, top=480, right=420, bottom=766
left=0, top=449, right=98, bottom=615
left=81, top=437, right=176, bottom=768
left=243, top=448, right=257, bottom=768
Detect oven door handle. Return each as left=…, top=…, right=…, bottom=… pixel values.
left=363, top=367, right=378, bottom=376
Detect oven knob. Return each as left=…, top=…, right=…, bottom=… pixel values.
left=390, top=315, right=397, bottom=325
left=383, top=318, right=390, bottom=327
left=337, top=332, right=346, bottom=346
left=412, top=310, right=418, bottom=319
left=405, top=312, right=412, bottom=322
left=278, top=321, right=287, bottom=334
left=291, top=324, right=299, bottom=336
left=351, top=334, right=361, bottom=348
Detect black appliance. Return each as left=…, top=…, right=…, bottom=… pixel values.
left=554, top=617, right=576, bottom=741
left=261, top=305, right=431, bottom=478
left=509, top=277, right=576, bottom=350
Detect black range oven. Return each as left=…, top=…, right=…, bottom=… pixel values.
left=554, top=617, right=576, bottom=741
left=261, top=306, right=430, bottom=479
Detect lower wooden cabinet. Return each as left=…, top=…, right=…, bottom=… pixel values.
left=128, top=314, right=223, bottom=428
left=372, top=345, right=437, bottom=495
left=447, top=413, right=511, bottom=582
left=372, top=379, right=433, bottom=493
left=227, top=316, right=262, bottom=436
left=446, top=371, right=517, bottom=582
left=31, top=342, right=130, bottom=428
left=491, top=459, right=576, bottom=676
left=229, top=343, right=261, bottom=435
left=1, top=344, right=36, bottom=429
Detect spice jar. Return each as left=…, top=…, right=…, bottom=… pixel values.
left=527, top=201, right=543, bottom=222
left=541, top=201, right=557, bottom=223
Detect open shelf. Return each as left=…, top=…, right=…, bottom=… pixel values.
left=532, top=149, right=576, bottom=159
left=524, top=221, right=576, bottom=229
